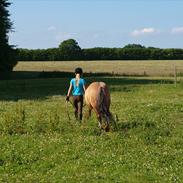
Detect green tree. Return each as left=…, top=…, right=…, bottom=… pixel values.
left=0, top=0, right=17, bottom=72
left=123, top=44, right=145, bottom=49
left=59, top=39, right=83, bottom=60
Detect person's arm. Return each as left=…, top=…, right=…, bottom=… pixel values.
left=83, top=84, right=86, bottom=93
left=67, top=83, right=72, bottom=96
left=66, top=83, right=72, bottom=101
left=83, top=80, right=86, bottom=93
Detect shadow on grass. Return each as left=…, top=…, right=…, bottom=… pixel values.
left=0, top=71, right=173, bottom=101
left=0, top=71, right=119, bottom=80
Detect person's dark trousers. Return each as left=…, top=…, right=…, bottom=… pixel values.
left=72, top=95, right=83, bottom=120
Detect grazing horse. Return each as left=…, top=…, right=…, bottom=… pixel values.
left=85, top=82, right=112, bottom=131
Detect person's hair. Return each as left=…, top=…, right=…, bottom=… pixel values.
left=75, top=67, right=83, bottom=75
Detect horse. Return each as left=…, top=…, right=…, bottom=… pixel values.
left=85, top=82, right=115, bottom=131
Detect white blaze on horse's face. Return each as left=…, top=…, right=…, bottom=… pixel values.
left=85, top=82, right=111, bottom=131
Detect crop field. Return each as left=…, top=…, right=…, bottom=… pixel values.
left=14, top=60, right=183, bottom=77
left=0, top=75, right=183, bottom=182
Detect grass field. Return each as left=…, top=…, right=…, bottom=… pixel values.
left=0, top=76, right=183, bottom=182
left=14, top=60, right=183, bottom=77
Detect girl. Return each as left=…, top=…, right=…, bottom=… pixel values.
left=66, top=67, right=86, bottom=121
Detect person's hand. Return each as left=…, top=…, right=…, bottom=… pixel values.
left=66, top=96, right=70, bottom=101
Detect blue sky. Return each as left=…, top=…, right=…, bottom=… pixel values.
left=9, top=0, right=183, bottom=49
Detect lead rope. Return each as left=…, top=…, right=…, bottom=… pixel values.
left=65, top=101, right=71, bottom=121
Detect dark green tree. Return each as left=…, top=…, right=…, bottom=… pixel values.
left=123, top=44, right=145, bottom=49
left=0, top=0, right=17, bottom=72
left=59, top=39, right=83, bottom=60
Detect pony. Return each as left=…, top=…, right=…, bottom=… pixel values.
left=85, top=82, right=116, bottom=131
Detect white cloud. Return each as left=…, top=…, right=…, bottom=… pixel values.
left=131, top=28, right=159, bottom=36
left=171, top=27, right=183, bottom=34
left=48, top=26, right=56, bottom=31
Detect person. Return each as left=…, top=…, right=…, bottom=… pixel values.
left=66, top=67, right=86, bottom=121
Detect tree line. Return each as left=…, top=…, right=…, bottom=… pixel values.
left=0, top=0, right=17, bottom=72
left=17, top=40, right=183, bottom=61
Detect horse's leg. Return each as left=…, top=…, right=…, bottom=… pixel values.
left=88, top=108, right=92, bottom=119
left=83, top=106, right=92, bottom=123
left=94, top=109, right=102, bottom=130
left=102, top=106, right=110, bottom=132
left=104, top=114, right=110, bottom=132
left=97, top=114, right=102, bottom=129
left=86, top=107, right=92, bottom=120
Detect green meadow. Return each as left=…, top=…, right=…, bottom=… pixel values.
left=0, top=76, right=183, bottom=182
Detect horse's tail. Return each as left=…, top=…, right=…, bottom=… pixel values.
left=98, top=87, right=119, bottom=131
left=98, top=86, right=110, bottom=130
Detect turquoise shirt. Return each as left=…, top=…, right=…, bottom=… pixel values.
left=70, top=78, right=86, bottom=96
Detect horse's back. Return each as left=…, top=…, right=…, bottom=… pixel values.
left=85, top=82, right=100, bottom=108
left=85, top=82, right=110, bottom=110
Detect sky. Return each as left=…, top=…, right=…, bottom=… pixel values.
left=8, top=0, right=183, bottom=49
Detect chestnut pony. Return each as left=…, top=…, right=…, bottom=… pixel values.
left=85, top=82, right=113, bottom=131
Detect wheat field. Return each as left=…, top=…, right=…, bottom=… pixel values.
left=14, top=60, right=183, bottom=76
